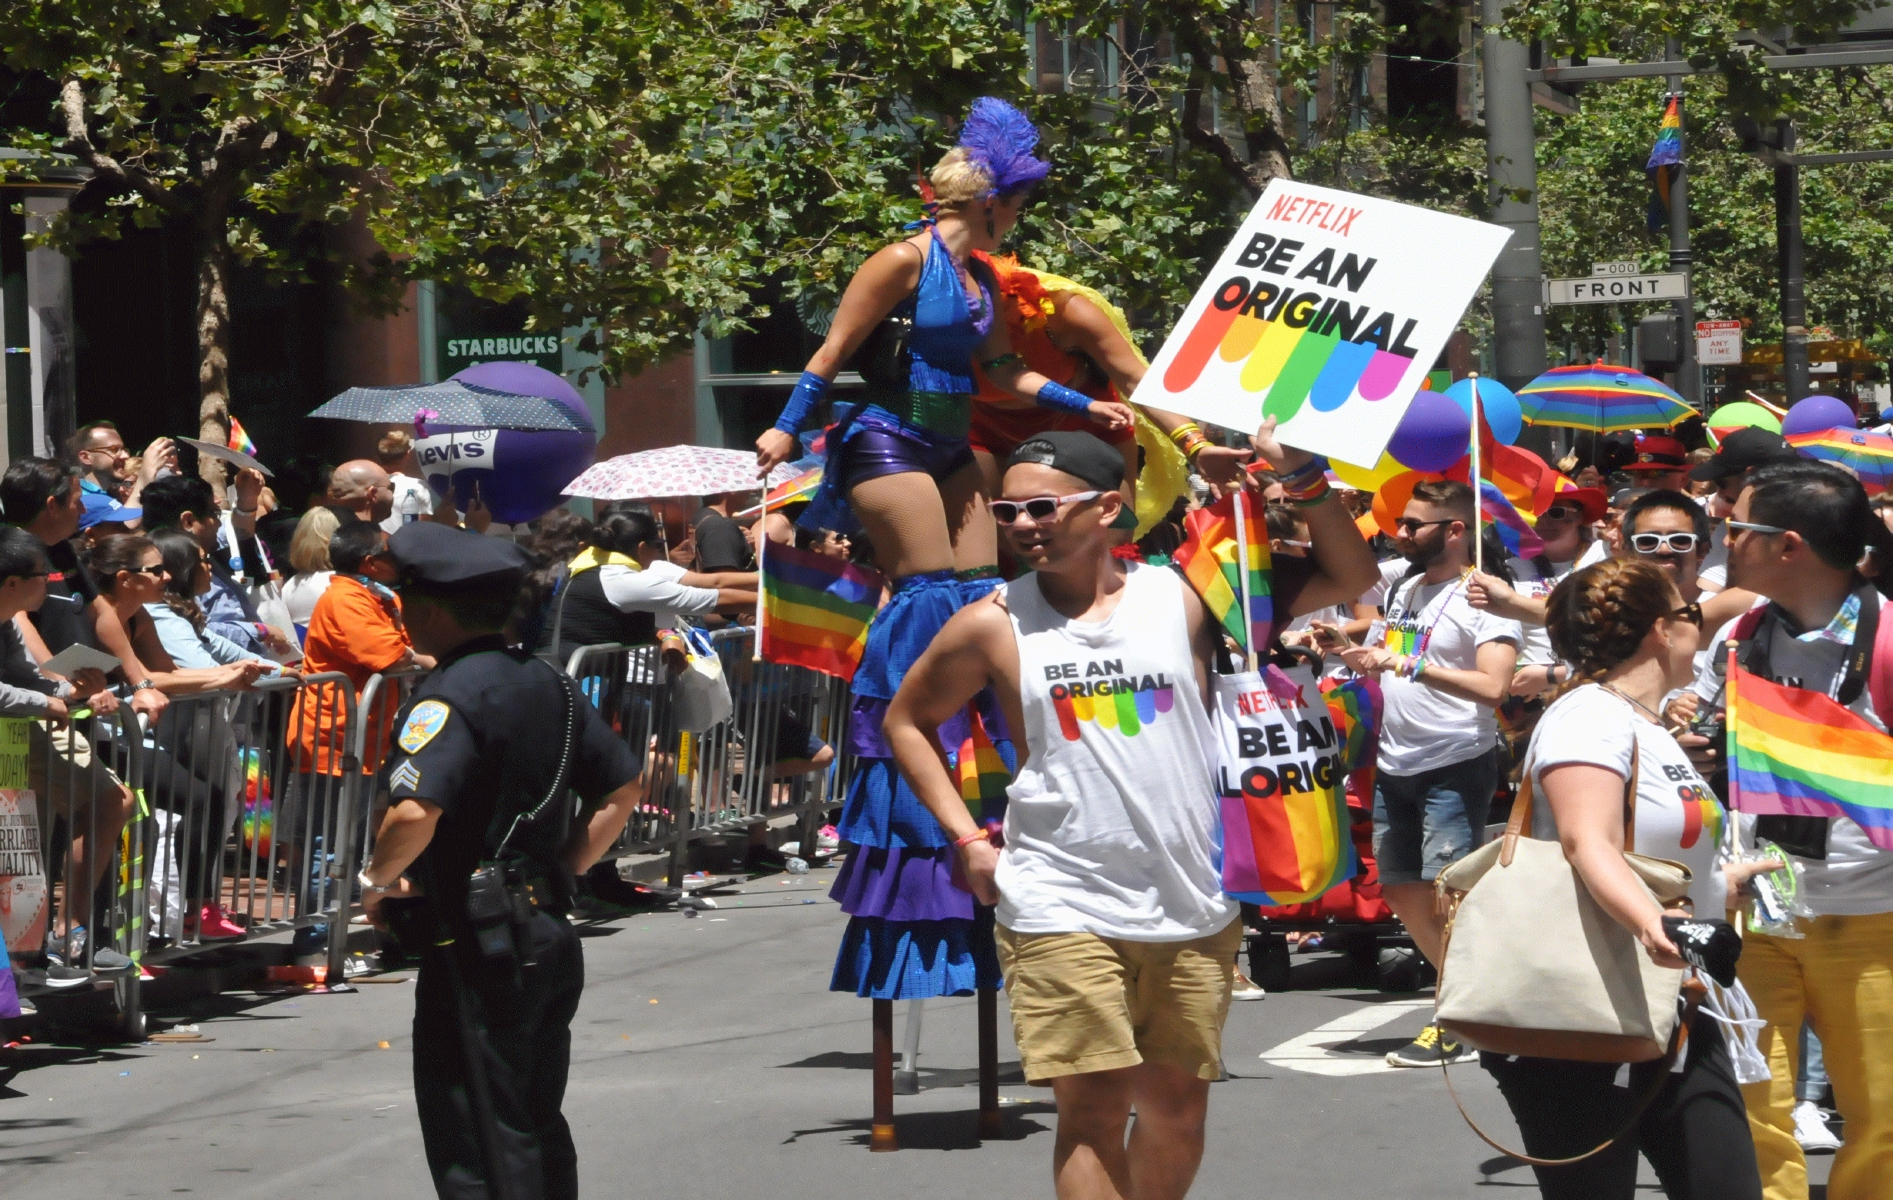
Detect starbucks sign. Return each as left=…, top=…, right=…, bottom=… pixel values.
left=439, top=332, right=561, bottom=373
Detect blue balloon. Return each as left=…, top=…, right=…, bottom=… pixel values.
left=1387, top=389, right=1472, bottom=474
left=1444, top=376, right=1522, bottom=446
left=1781, top=394, right=1855, bottom=439
left=417, top=362, right=598, bottom=525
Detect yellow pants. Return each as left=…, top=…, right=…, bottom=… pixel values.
left=1739, top=911, right=1893, bottom=1200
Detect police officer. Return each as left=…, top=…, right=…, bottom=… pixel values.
left=359, top=522, right=641, bottom=1200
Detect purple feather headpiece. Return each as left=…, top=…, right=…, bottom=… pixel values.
left=957, top=97, right=1052, bottom=196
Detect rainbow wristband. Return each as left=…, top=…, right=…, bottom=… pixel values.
left=773, top=371, right=831, bottom=435
left=1035, top=379, right=1094, bottom=415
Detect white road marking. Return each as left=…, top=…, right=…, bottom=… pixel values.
left=1257, top=999, right=1433, bottom=1076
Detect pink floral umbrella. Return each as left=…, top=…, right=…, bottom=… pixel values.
left=561, top=445, right=804, bottom=500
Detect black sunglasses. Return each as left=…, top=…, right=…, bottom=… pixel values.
left=1394, top=517, right=1455, bottom=535
left=1671, top=601, right=1704, bottom=628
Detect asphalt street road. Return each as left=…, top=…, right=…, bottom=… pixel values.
left=0, top=867, right=1833, bottom=1198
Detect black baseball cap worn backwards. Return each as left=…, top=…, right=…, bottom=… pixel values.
left=1008, top=431, right=1125, bottom=493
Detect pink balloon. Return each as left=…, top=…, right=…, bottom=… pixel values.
left=1386, top=390, right=1472, bottom=473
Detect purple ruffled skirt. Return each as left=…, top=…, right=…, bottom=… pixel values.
left=828, top=571, right=1013, bottom=1000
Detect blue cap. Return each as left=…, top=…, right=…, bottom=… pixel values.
left=79, top=489, right=142, bottom=530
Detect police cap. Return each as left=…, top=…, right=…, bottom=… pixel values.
left=388, top=521, right=530, bottom=598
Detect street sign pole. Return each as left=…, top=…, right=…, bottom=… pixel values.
left=1666, top=40, right=1699, bottom=406
left=1481, top=0, right=1549, bottom=396
left=1775, top=118, right=1811, bottom=403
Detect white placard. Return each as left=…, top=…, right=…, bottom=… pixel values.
left=1696, top=321, right=1742, bottom=365
left=1130, top=179, right=1510, bottom=466
left=1592, top=260, right=1640, bottom=276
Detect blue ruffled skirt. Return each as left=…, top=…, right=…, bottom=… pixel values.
left=828, top=572, right=1013, bottom=1000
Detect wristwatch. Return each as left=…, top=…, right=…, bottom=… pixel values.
left=357, top=871, right=393, bottom=896
left=131, top=679, right=157, bottom=693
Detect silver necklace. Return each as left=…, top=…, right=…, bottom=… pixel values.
left=1602, top=682, right=1664, bottom=724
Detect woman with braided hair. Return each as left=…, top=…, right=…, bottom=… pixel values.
left=755, top=99, right=1130, bottom=1015
left=1483, top=555, right=1778, bottom=1199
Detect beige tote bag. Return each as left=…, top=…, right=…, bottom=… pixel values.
left=1434, top=739, right=1692, bottom=1064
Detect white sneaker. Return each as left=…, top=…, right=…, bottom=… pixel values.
left=1793, top=1100, right=1841, bottom=1153
left=1231, top=970, right=1267, bottom=1001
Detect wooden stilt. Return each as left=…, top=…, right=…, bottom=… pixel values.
left=977, top=986, right=1001, bottom=1140
left=871, top=998, right=899, bottom=1151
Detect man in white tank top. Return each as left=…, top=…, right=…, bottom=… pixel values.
left=884, top=428, right=1378, bottom=1200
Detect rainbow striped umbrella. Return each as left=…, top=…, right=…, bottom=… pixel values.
left=1786, top=427, right=1893, bottom=495
left=1515, top=362, right=1695, bottom=432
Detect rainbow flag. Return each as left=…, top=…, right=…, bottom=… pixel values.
left=1727, top=655, right=1893, bottom=850
left=227, top=416, right=259, bottom=458
left=1647, top=96, right=1682, bottom=231
left=1322, top=676, right=1381, bottom=773
left=1175, top=491, right=1272, bottom=654
left=759, top=542, right=882, bottom=681
left=955, top=709, right=1011, bottom=822
left=741, top=467, right=823, bottom=517
left=1477, top=479, right=1546, bottom=557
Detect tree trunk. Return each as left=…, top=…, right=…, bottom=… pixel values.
left=195, top=218, right=233, bottom=498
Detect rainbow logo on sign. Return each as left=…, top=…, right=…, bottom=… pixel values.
left=1161, top=267, right=1419, bottom=425
left=1050, top=679, right=1175, bottom=741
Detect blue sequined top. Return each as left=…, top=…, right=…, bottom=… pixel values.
left=897, top=228, right=994, bottom=396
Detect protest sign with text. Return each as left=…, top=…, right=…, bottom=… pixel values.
left=1131, top=180, right=1510, bottom=465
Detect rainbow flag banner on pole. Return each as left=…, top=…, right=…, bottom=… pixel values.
left=1727, top=654, right=1893, bottom=850
left=1175, top=490, right=1272, bottom=655
left=955, top=708, right=1011, bottom=822
left=759, top=542, right=882, bottom=681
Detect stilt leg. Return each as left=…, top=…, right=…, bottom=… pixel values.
left=894, top=999, right=924, bottom=1094
left=871, top=998, right=898, bottom=1151
left=977, top=986, right=1001, bottom=1140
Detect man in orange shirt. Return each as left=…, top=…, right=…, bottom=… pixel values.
left=286, top=522, right=433, bottom=922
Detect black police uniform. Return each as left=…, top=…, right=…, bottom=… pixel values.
left=382, top=523, right=638, bottom=1200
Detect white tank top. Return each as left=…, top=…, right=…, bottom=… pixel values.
left=996, top=562, right=1238, bottom=941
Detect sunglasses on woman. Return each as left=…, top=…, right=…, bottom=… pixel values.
left=991, top=491, right=1101, bottom=525
left=1628, top=532, right=1701, bottom=555
left=1671, top=601, right=1703, bottom=628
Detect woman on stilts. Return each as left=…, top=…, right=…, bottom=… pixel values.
left=756, top=98, right=1127, bottom=1140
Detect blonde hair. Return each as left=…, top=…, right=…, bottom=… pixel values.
left=928, top=147, right=994, bottom=210
left=289, top=505, right=342, bottom=574
left=377, top=428, right=415, bottom=467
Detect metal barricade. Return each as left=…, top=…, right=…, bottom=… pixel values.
left=564, top=627, right=853, bottom=883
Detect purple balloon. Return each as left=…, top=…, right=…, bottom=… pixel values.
left=1781, top=394, right=1856, bottom=439
left=417, top=363, right=598, bottom=524
left=1387, top=389, right=1472, bottom=473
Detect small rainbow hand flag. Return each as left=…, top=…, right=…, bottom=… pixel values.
left=955, top=708, right=1012, bottom=822
left=1321, top=676, right=1381, bottom=773
left=1728, top=655, right=1893, bottom=850
left=1175, top=490, right=1272, bottom=654
left=1477, top=479, right=1546, bottom=558
left=759, top=542, right=883, bottom=681
left=227, top=416, right=259, bottom=458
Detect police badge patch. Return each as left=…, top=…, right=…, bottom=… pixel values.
left=398, top=700, right=452, bottom=753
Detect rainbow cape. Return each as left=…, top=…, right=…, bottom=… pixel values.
left=1175, top=490, right=1272, bottom=654
left=1727, top=654, right=1893, bottom=850
left=227, top=416, right=259, bottom=458
left=759, top=542, right=883, bottom=681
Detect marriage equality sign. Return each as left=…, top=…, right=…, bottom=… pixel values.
left=1130, top=179, right=1510, bottom=466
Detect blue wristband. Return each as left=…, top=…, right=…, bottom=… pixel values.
left=1035, top=379, right=1094, bottom=416
left=773, top=371, right=832, bottom=435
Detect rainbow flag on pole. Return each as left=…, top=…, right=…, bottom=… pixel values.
left=1477, top=479, right=1546, bottom=557
left=1727, top=654, right=1893, bottom=850
left=1647, top=95, right=1683, bottom=231
left=955, top=709, right=1011, bottom=821
left=759, top=542, right=882, bottom=681
left=1175, top=491, right=1272, bottom=654
left=227, top=416, right=259, bottom=458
